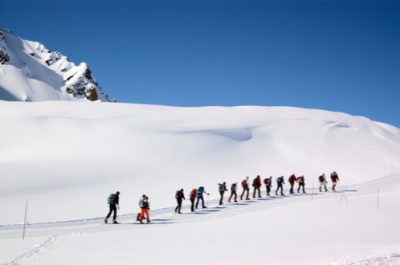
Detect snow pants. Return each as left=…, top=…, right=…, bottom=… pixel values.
left=276, top=184, right=284, bottom=196
left=228, top=190, right=237, bottom=202
left=219, top=191, right=225, bottom=205
left=253, top=186, right=261, bottom=198
left=332, top=181, right=338, bottom=191
left=106, top=204, right=117, bottom=221
left=289, top=183, right=295, bottom=194
left=319, top=182, right=328, bottom=192
left=297, top=183, right=305, bottom=193
left=240, top=188, right=250, bottom=200
left=265, top=185, right=271, bottom=196
left=139, top=208, right=150, bottom=223
left=196, top=196, right=205, bottom=208
left=175, top=199, right=183, bottom=213
left=190, top=197, right=196, bottom=212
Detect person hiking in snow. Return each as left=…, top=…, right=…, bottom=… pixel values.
left=189, top=188, right=197, bottom=212
left=288, top=174, right=297, bottom=194
left=195, top=186, right=209, bottom=209
left=105, top=191, right=120, bottom=224
left=218, top=182, right=228, bottom=205
left=319, top=173, right=328, bottom=192
left=264, top=176, right=272, bottom=196
left=276, top=176, right=285, bottom=196
left=228, top=182, right=238, bottom=203
left=175, top=189, right=185, bottom=214
left=139, top=194, right=151, bottom=224
left=252, top=175, right=262, bottom=198
left=240, top=176, right=250, bottom=200
left=297, top=175, right=306, bottom=193
left=330, top=171, right=340, bottom=191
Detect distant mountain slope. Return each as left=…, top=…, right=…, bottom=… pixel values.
left=0, top=29, right=114, bottom=102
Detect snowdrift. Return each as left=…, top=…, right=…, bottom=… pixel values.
left=0, top=101, right=399, bottom=225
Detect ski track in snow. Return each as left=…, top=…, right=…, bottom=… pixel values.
left=0, top=236, right=59, bottom=265
left=0, top=174, right=399, bottom=265
left=332, top=251, right=400, bottom=265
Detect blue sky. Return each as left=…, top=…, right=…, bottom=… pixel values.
left=1, top=0, right=400, bottom=127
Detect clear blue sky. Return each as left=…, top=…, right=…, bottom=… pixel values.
left=1, top=0, right=400, bottom=127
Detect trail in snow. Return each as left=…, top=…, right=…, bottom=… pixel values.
left=2, top=173, right=398, bottom=238
left=1, top=174, right=399, bottom=265
left=0, top=236, right=59, bottom=265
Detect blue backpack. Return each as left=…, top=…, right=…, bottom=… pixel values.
left=198, top=186, right=205, bottom=196
left=277, top=177, right=284, bottom=185
left=107, top=193, right=116, bottom=205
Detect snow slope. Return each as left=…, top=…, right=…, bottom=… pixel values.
left=1, top=175, right=400, bottom=265
left=0, top=101, right=399, bottom=225
left=0, top=29, right=114, bottom=102
left=1, top=101, right=400, bottom=265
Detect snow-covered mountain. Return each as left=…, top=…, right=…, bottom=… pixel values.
left=0, top=29, right=114, bottom=102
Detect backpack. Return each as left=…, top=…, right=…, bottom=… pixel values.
left=277, top=177, right=284, bottom=185
left=319, top=175, right=325, bottom=182
left=289, top=175, right=296, bottom=183
left=298, top=176, right=304, bottom=184
left=107, top=193, right=116, bottom=205
left=264, top=178, right=270, bottom=185
left=140, top=199, right=149, bottom=209
left=175, top=191, right=180, bottom=199
left=198, top=186, right=204, bottom=195
left=241, top=179, right=247, bottom=188
left=190, top=189, right=197, bottom=198
left=252, top=178, right=257, bottom=187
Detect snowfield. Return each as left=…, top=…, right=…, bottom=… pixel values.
left=1, top=101, right=400, bottom=265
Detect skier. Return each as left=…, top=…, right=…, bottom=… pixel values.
left=252, top=175, right=262, bottom=198
left=105, top=191, right=120, bottom=224
left=228, top=182, right=238, bottom=203
left=175, top=188, right=185, bottom=214
left=297, top=175, right=306, bottom=193
left=319, top=173, right=328, bottom=192
left=240, top=176, right=250, bottom=200
left=195, top=186, right=209, bottom=209
left=139, top=194, right=151, bottom=224
left=276, top=176, right=285, bottom=196
left=189, top=188, right=197, bottom=212
left=264, top=176, right=272, bottom=196
left=330, top=171, right=340, bottom=191
left=288, top=174, right=297, bottom=194
left=218, top=182, right=228, bottom=205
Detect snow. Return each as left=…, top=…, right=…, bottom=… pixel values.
left=0, top=101, right=400, bottom=265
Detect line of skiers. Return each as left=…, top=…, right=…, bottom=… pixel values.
left=105, top=171, right=340, bottom=223
left=173, top=171, right=340, bottom=213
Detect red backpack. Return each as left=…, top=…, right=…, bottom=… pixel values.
left=190, top=189, right=197, bottom=198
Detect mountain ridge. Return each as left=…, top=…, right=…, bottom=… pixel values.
left=0, top=29, right=114, bottom=102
